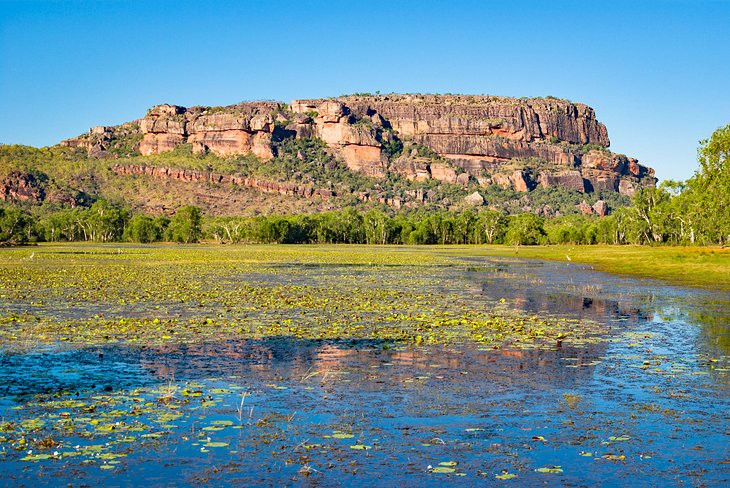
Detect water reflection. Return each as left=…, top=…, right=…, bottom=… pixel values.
left=1, top=254, right=729, bottom=486
left=466, top=257, right=730, bottom=355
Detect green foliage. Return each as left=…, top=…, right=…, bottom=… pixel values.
left=125, top=214, right=167, bottom=243
left=504, top=213, right=546, bottom=245
left=544, top=214, right=598, bottom=245
left=168, top=206, right=202, bottom=243
left=84, top=200, right=128, bottom=242
left=0, top=205, right=33, bottom=245
left=381, top=136, right=403, bottom=162
left=689, top=123, right=730, bottom=244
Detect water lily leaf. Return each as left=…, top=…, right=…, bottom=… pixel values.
left=210, top=420, right=233, bottom=426
left=332, top=432, right=354, bottom=439
left=141, top=433, right=163, bottom=439
left=495, top=473, right=517, bottom=480
left=431, top=467, right=455, bottom=473
left=203, top=442, right=229, bottom=448
left=21, top=453, right=54, bottom=461
left=350, top=444, right=371, bottom=450
left=439, top=461, right=458, bottom=467
left=536, top=466, right=563, bottom=473
left=602, top=454, right=626, bottom=461
left=609, top=436, right=631, bottom=441
left=99, top=453, right=126, bottom=460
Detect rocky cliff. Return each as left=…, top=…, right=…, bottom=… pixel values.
left=291, top=95, right=654, bottom=195
left=62, top=94, right=656, bottom=197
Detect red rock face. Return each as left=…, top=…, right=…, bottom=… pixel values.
left=64, top=94, right=656, bottom=195
left=140, top=133, right=184, bottom=156
left=291, top=95, right=655, bottom=193
left=303, top=94, right=611, bottom=146
left=1, top=171, right=77, bottom=206
left=511, top=171, right=530, bottom=192
left=538, top=171, right=586, bottom=192
left=136, top=102, right=278, bottom=160
left=340, top=145, right=387, bottom=178
left=1, top=171, right=44, bottom=203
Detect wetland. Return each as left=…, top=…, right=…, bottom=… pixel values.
left=0, top=245, right=728, bottom=486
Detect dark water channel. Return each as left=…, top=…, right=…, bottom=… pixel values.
left=1, top=256, right=729, bottom=486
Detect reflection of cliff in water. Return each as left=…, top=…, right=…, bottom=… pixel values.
left=136, top=338, right=607, bottom=394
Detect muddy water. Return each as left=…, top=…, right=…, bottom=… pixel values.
left=1, top=255, right=729, bottom=486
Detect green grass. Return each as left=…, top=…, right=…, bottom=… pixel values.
left=459, top=244, right=730, bottom=291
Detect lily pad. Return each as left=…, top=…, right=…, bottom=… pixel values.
left=495, top=472, right=517, bottom=480
left=203, top=442, right=229, bottom=448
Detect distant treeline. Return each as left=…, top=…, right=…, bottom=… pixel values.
left=1, top=123, right=728, bottom=247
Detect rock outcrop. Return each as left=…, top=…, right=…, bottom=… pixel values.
left=1, top=171, right=44, bottom=203
left=139, top=103, right=279, bottom=159
left=63, top=94, right=656, bottom=197
left=288, top=100, right=388, bottom=177
left=112, top=164, right=334, bottom=200
left=1, top=171, right=79, bottom=206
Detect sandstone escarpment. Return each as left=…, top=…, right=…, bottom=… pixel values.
left=63, top=94, right=656, bottom=198
left=307, top=94, right=610, bottom=146
left=292, top=95, right=654, bottom=196
left=287, top=100, right=389, bottom=178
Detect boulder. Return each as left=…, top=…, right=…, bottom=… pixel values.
left=579, top=200, right=594, bottom=215
left=593, top=200, right=608, bottom=216
left=430, top=163, right=457, bottom=183
left=511, top=171, right=530, bottom=192
left=464, top=191, right=485, bottom=207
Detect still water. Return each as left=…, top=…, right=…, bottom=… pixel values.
left=0, top=253, right=728, bottom=486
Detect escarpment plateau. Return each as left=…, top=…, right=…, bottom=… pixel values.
left=59, top=94, right=655, bottom=209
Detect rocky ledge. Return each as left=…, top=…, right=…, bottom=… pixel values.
left=62, top=94, right=656, bottom=196
left=111, top=164, right=335, bottom=200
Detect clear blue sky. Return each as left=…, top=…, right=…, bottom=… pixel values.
left=1, top=0, right=728, bottom=182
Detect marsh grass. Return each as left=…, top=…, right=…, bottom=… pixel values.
left=453, top=245, right=730, bottom=291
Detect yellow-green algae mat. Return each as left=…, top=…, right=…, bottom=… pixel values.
left=0, top=244, right=603, bottom=350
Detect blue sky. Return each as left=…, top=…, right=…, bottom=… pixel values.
left=1, top=0, right=728, bottom=182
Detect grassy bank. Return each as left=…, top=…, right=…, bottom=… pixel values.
left=460, top=245, right=730, bottom=291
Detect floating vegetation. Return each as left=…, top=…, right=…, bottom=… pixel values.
left=0, top=244, right=728, bottom=485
